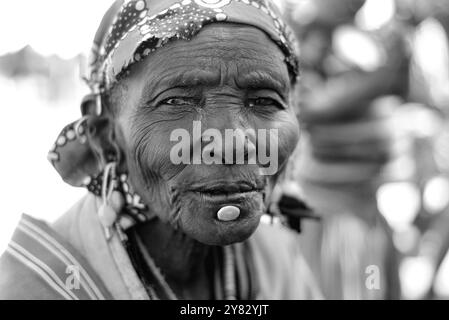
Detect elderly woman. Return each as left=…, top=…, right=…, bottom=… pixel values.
left=0, top=0, right=318, bottom=300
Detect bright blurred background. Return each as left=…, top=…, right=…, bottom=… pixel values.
left=1, top=0, right=449, bottom=300
left=0, top=0, right=112, bottom=256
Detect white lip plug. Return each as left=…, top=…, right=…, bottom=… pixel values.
left=217, top=206, right=240, bottom=222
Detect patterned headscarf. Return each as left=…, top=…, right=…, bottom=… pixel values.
left=88, top=0, right=299, bottom=92
left=48, top=0, right=300, bottom=224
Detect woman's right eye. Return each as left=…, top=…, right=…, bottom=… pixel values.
left=161, top=97, right=198, bottom=106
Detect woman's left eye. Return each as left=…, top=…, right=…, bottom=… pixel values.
left=247, top=98, right=285, bottom=110
left=162, top=97, right=198, bottom=106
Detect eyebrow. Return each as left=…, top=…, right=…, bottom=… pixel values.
left=235, top=70, right=289, bottom=98
left=143, top=67, right=289, bottom=103
left=146, top=69, right=221, bottom=97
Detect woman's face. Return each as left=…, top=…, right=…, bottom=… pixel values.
left=111, top=23, right=300, bottom=246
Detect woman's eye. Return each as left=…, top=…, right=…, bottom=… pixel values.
left=162, top=97, right=197, bottom=106
left=248, top=98, right=284, bottom=110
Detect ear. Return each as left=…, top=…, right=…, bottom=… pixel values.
left=48, top=94, right=122, bottom=187
left=83, top=94, right=124, bottom=168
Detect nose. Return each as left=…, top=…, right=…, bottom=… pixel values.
left=201, top=131, right=252, bottom=165
left=198, top=112, right=255, bottom=165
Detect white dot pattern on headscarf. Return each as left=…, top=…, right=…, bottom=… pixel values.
left=92, top=0, right=299, bottom=90
left=194, top=0, right=231, bottom=9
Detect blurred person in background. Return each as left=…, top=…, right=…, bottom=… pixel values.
left=285, top=0, right=411, bottom=299
left=0, top=0, right=321, bottom=300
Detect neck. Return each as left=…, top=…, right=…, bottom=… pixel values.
left=134, top=218, right=210, bottom=283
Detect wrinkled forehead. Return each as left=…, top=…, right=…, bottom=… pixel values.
left=122, top=24, right=291, bottom=95
left=88, top=0, right=299, bottom=92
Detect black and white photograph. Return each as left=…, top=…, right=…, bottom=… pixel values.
left=0, top=0, right=449, bottom=309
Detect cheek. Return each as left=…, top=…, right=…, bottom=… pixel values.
left=254, top=110, right=300, bottom=166
left=118, top=111, right=193, bottom=187
left=277, top=113, right=300, bottom=163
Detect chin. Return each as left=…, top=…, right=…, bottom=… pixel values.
left=175, top=190, right=265, bottom=246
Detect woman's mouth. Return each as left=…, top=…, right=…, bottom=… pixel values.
left=182, top=180, right=265, bottom=223
left=187, top=181, right=265, bottom=203
left=169, top=178, right=266, bottom=244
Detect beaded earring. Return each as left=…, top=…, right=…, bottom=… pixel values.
left=98, top=162, right=125, bottom=240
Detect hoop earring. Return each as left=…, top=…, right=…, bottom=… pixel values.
left=98, top=162, right=125, bottom=240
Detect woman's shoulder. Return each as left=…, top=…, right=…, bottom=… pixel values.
left=0, top=214, right=111, bottom=300
left=0, top=238, right=65, bottom=299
